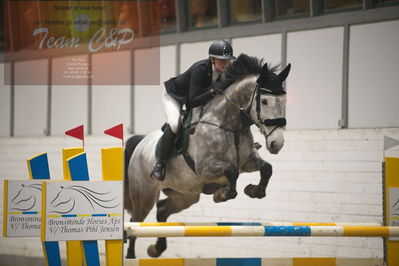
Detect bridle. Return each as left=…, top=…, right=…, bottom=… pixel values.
left=238, top=84, right=287, bottom=139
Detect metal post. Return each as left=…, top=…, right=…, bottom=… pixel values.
left=339, top=24, right=349, bottom=128
left=10, top=62, right=14, bottom=137
left=217, top=0, right=230, bottom=28
left=310, top=0, right=322, bottom=17
left=262, top=0, right=274, bottom=22
left=363, top=0, right=374, bottom=10
left=129, top=49, right=135, bottom=134
left=176, top=43, right=181, bottom=75
left=45, top=58, right=52, bottom=136
left=175, top=0, right=187, bottom=33
left=88, top=53, right=92, bottom=135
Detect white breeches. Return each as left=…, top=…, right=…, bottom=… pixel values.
left=162, top=89, right=181, bottom=133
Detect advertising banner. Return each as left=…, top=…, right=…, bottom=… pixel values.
left=42, top=180, right=123, bottom=241
left=3, top=0, right=160, bottom=85
left=3, top=180, right=43, bottom=237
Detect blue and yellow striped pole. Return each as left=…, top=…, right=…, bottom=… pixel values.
left=124, top=257, right=383, bottom=266
left=125, top=222, right=382, bottom=228
left=126, top=225, right=399, bottom=238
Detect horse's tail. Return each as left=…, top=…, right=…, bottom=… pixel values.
left=124, top=135, right=145, bottom=214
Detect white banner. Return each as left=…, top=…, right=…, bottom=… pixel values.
left=43, top=181, right=123, bottom=241
left=4, top=180, right=43, bottom=237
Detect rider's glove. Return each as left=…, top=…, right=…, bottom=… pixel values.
left=210, top=88, right=220, bottom=96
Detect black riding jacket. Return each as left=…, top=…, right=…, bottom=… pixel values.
left=164, top=59, right=214, bottom=108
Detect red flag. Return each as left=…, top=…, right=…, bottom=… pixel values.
left=104, top=123, right=124, bottom=141
left=65, top=125, right=84, bottom=141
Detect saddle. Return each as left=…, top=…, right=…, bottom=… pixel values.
left=154, top=106, right=199, bottom=175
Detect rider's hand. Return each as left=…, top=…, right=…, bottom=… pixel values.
left=210, top=88, right=219, bottom=96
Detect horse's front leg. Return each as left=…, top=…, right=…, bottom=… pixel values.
left=199, top=159, right=239, bottom=203
left=126, top=217, right=137, bottom=258
left=241, top=151, right=272, bottom=199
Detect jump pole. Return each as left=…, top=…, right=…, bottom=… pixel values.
left=124, top=257, right=384, bottom=266
left=126, top=225, right=399, bottom=238
left=125, top=222, right=382, bottom=229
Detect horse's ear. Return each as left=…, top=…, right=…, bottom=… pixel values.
left=277, top=63, right=291, bottom=82
left=257, top=63, right=270, bottom=84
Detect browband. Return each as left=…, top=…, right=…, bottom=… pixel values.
left=257, top=87, right=286, bottom=95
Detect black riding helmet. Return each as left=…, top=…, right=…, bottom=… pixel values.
left=208, top=40, right=235, bottom=60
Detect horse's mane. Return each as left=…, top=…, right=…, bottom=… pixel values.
left=219, top=53, right=278, bottom=90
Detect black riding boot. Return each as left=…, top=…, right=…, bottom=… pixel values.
left=151, top=124, right=176, bottom=181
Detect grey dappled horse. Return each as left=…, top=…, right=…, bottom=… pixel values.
left=124, top=54, right=291, bottom=258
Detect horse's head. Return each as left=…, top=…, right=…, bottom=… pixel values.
left=251, top=63, right=291, bottom=154
left=12, top=183, right=41, bottom=203
left=50, top=186, right=71, bottom=207
left=10, top=183, right=41, bottom=211
left=12, top=184, right=29, bottom=204
left=209, top=53, right=290, bottom=154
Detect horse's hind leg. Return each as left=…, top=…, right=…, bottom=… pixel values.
left=126, top=183, right=161, bottom=258
left=147, top=189, right=200, bottom=258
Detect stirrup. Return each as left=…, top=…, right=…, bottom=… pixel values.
left=151, top=162, right=166, bottom=181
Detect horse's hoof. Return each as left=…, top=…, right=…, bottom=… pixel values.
left=244, top=184, right=266, bottom=199
left=125, top=254, right=135, bottom=259
left=147, top=244, right=162, bottom=258
left=213, top=193, right=223, bottom=203
left=228, top=190, right=238, bottom=199
left=213, top=187, right=237, bottom=203
left=213, top=189, right=227, bottom=203
left=126, top=249, right=135, bottom=259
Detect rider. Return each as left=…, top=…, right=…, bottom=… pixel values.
left=151, top=39, right=236, bottom=181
